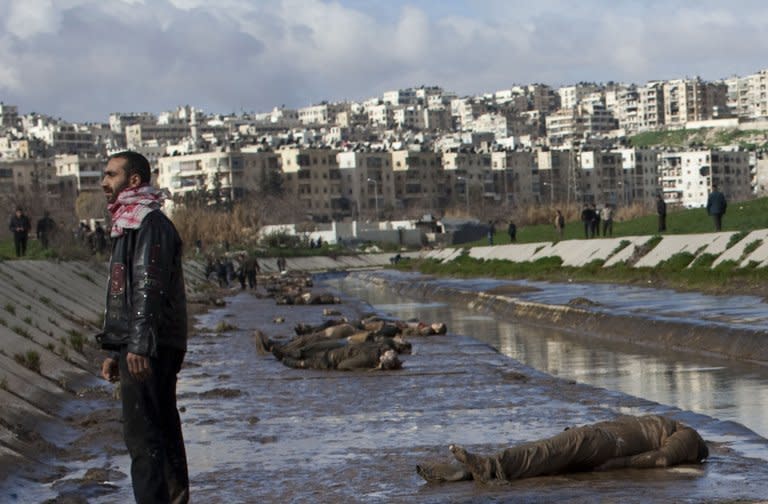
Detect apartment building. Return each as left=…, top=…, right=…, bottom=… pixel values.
left=577, top=151, right=624, bottom=205
left=393, top=105, right=426, bottom=130
left=157, top=150, right=280, bottom=203
left=726, top=69, right=768, bottom=119
left=659, top=149, right=752, bottom=208
left=297, top=102, right=350, bottom=126
left=637, top=82, right=665, bottom=131
left=450, top=98, right=488, bottom=130
left=612, top=148, right=661, bottom=205
left=558, top=84, right=601, bottom=110
left=490, top=150, right=538, bottom=206
left=125, top=123, right=190, bottom=149
left=27, top=122, right=96, bottom=155
left=382, top=88, right=418, bottom=106
left=536, top=149, right=576, bottom=204
left=55, top=154, right=105, bottom=193
left=279, top=147, right=344, bottom=221
left=337, top=150, right=395, bottom=218
left=662, top=78, right=728, bottom=126
left=391, top=150, right=444, bottom=213
left=0, top=103, right=19, bottom=128
left=545, top=102, right=617, bottom=145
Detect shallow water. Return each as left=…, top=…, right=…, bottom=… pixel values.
left=326, top=274, right=768, bottom=440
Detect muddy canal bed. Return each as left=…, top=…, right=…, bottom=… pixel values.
left=177, top=284, right=767, bottom=502
left=17, top=276, right=768, bottom=503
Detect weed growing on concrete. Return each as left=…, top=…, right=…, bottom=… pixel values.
left=690, top=254, right=718, bottom=269
left=0, top=317, right=6, bottom=326
left=14, top=351, right=41, bottom=373
left=67, top=330, right=85, bottom=353
left=4, top=303, right=15, bottom=315
left=77, top=272, right=96, bottom=284
left=58, top=345, right=69, bottom=360
left=12, top=326, right=32, bottom=339
left=24, top=304, right=31, bottom=310
left=22, top=316, right=32, bottom=325
left=46, top=343, right=55, bottom=352
left=40, top=296, right=51, bottom=306
left=727, top=231, right=748, bottom=249
left=0, top=376, right=7, bottom=391
left=740, top=240, right=763, bottom=261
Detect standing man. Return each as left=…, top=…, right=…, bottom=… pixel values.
left=580, top=204, right=595, bottom=239
left=36, top=210, right=56, bottom=249
left=507, top=221, right=517, bottom=243
left=656, top=194, right=667, bottom=233
left=706, top=184, right=727, bottom=232
left=600, top=203, right=614, bottom=237
left=9, top=206, right=31, bottom=257
left=97, top=151, right=189, bottom=504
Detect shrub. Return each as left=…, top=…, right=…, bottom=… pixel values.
left=12, top=326, right=32, bottom=339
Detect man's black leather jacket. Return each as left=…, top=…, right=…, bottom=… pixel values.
left=99, top=210, right=187, bottom=356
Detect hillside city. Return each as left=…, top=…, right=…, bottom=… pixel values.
left=3, top=68, right=768, bottom=233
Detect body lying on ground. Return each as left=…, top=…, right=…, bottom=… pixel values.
left=254, top=328, right=410, bottom=370
left=416, top=414, right=708, bottom=484
left=294, top=316, right=447, bottom=338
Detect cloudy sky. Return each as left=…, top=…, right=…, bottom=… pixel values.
left=2, top=0, right=768, bottom=123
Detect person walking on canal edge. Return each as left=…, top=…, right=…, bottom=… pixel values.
left=97, top=151, right=189, bottom=504
left=9, top=206, right=31, bottom=257
left=706, top=184, right=727, bottom=232
left=656, top=194, right=667, bottom=233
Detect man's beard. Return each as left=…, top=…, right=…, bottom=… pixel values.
left=107, top=181, right=130, bottom=204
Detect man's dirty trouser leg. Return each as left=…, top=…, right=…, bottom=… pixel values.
left=120, top=346, right=189, bottom=504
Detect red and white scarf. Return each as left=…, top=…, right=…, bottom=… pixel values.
left=108, top=185, right=165, bottom=238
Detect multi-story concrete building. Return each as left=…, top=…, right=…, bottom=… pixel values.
left=383, top=88, right=418, bottom=106
left=558, top=84, right=601, bottom=110
left=337, top=151, right=395, bottom=218
left=662, top=78, right=728, bottom=127
left=157, top=150, right=281, bottom=205
left=54, top=154, right=105, bottom=193
left=637, top=82, right=665, bottom=131
left=490, top=150, right=538, bottom=206
left=577, top=150, right=624, bottom=205
left=27, top=122, right=97, bottom=155
left=393, top=105, right=425, bottom=130
left=390, top=150, right=444, bottom=213
left=0, top=103, right=19, bottom=128
left=108, top=112, right=156, bottom=134
left=297, top=102, right=350, bottom=126
left=612, top=148, right=661, bottom=205
left=536, top=149, right=576, bottom=204
left=659, top=149, right=752, bottom=208
left=545, top=103, right=617, bottom=145
left=726, top=69, right=768, bottom=119
left=278, top=147, right=344, bottom=221
left=125, top=123, right=190, bottom=150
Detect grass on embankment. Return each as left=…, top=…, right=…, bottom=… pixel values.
left=479, top=196, right=768, bottom=246
left=398, top=248, right=768, bottom=297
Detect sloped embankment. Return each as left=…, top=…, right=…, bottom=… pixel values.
left=355, top=272, right=768, bottom=366
left=0, top=258, right=212, bottom=483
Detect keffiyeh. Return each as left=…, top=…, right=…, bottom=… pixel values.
left=108, top=185, right=165, bottom=238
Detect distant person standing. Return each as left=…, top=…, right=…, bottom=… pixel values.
left=36, top=210, right=56, bottom=249
left=706, top=184, right=727, bottom=232
left=656, top=194, right=667, bottom=233
left=9, top=206, right=31, bottom=257
left=554, top=210, right=565, bottom=241
left=581, top=204, right=595, bottom=239
left=591, top=203, right=601, bottom=237
left=97, top=151, right=189, bottom=503
left=600, top=204, right=614, bottom=237
left=507, top=221, right=517, bottom=243
left=92, top=222, right=108, bottom=255
left=487, top=221, right=495, bottom=246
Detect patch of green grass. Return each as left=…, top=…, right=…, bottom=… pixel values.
left=39, top=296, right=51, bottom=306
left=12, top=326, right=31, bottom=339
left=727, top=231, right=748, bottom=249
left=67, top=330, right=85, bottom=353
left=14, top=351, right=41, bottom=373
left=4, top=303, right=15, bottom=315
left=742, top=240, right=763, bottom=258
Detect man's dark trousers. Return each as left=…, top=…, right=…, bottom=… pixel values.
left=13, top=232, right=27, bottom=257
left=120, top=346, right=189, bottom=504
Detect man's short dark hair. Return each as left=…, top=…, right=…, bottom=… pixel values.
left=109, top=151, right=151, bottom=184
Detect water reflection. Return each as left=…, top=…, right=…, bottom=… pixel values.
left=327, top=275, right=768, bottom=438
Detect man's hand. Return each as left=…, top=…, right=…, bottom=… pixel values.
left=101, top=357, right=119, bottom=382
left=126, top=352, right=152, bottom=381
